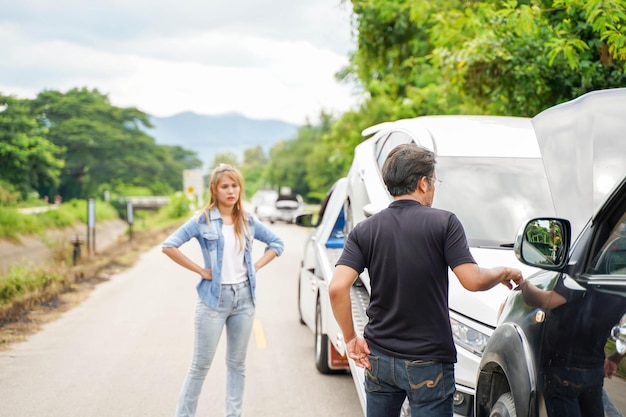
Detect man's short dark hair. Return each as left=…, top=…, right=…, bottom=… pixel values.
left=382, top=144, right=436, bottom=197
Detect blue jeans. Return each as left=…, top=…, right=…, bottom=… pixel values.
left=544, top=366, right=605, bottom=417
left=364, top=347, right=455, bottom=417
left=175, top=281, right=255, bottom=417
left=603, top=387, right=624, bottom=417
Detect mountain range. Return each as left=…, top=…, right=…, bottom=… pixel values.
left=146, top=112, right=300, bottom=168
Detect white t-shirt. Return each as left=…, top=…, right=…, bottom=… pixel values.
left=221, top=224, right=248, bottom=284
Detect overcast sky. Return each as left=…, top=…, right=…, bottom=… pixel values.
left=0, top=0, right=360, bottom=125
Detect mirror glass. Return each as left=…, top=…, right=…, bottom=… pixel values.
left=521, top=219, right=567, bottom=267
left=294, top=213, right=313, bottom=228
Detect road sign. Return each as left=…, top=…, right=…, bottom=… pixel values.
left=183, top=169, right=204, bottom=206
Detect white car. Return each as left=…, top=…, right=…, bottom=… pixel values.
left=269, top=194, right=304, bottom=224
left=296, top=179, right=350, bottom=374
left=251, top=189, right=278, bottom=222
left=344, top=115, right=557, bottom=416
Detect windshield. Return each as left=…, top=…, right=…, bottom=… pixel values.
left=434, top=156, right=555, bottom=247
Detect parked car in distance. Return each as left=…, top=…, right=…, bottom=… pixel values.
left=475, top=88, right=626, bottom=417
left=251, top=189, right=278, bottom=222
left=269, top=193, right=303, bottom=224
left=340, top=115, right=558, bottom=416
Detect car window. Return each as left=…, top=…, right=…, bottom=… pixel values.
left=375, top=131, right=413, bottom=170
left=588, top=211, right=626, bottom=276
left=434, top=156, right=554, bottom=247
left=316, top=188, right=334, bottom=226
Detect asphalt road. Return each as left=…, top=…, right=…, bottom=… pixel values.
left=0, top=223, right=362, bottom=417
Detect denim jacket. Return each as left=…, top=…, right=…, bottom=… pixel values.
left=162, top=207, right=284, bottom=307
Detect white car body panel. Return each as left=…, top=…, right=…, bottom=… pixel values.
left=298, top=179, right=348, bottom=359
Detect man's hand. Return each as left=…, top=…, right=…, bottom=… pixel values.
left=605, top=351, right=625, bottom=378
left=346, top=335, right=371, bottom=370
left=605, top=358, right=618, bottom=378
left=501, top=267, right=524, bottom=289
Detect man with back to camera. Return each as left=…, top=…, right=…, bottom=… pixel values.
left=329, top=143, right=524, bottom=417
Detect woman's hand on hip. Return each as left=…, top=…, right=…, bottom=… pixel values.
left=199, top=268, right=212, bottom=280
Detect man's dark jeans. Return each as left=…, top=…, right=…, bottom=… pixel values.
left=544, top=366, right=605, bottom=417
left=364, top=347, right=455, bottom=417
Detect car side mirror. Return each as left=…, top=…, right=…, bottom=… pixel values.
left=363, top=203, right=386, bottom=218
left=612, top=323, right=626, bottom=354
left=514, top=218, right=571, bottom=270
left=295, top=213, right=314, bottom=228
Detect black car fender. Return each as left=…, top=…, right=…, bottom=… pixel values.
left=476, top=322, right=538, bottom=417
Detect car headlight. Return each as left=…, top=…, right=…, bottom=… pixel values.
left=450, top=317, right=490, bottom=356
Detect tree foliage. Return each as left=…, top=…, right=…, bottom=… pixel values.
left=263, top=112, right=344, bottom=202
left=241, top=145, right=270, bottom=196
left=0, top=95, right=64, bottom=199
left=346, top=0, right=626, bottom=117
left=29, top=88, right=202, bottom=200
left=268, top=0, right=626, bottom=202
left=427, top=0, right=626, bottom=115
left=0, top=88, right=202, bottom=204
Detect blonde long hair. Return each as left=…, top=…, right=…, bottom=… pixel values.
left=202, top=164, right=250, bottom=252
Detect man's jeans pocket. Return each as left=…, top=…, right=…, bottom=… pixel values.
left=406, top=360, right=454, bottom=404
left=364, top=354, right=381, bottom=392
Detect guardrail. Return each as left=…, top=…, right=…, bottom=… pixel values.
left=125, top=196, right=170, bottom=209
left=17, top=206, right=58, bottom=214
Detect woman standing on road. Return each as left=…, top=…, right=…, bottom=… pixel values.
left=162, top=164, right=284, bottom=417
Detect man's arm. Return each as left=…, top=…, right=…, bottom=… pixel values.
left=329, top=265, right=371, bottom=369
left=328, top=265, right=359, bottom=342
left=453, top=263, right=523, bottom=292
left=518, top=279, right=567, bottom=309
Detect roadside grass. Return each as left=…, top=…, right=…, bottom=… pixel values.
left=0, top=200, right=189, bottom=349
left=0, top=222, right=181, bottom=349
left=0, top=261, right=68, bottom=330
left=0, top=207, right=40, bottom=240
left=0, top=262, right=66, bottom=308
left=0, top=199, right=120, bottom=240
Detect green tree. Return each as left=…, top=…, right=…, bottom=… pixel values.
left=302, top=112, right=348, bottom=200
left=241, top=145, right=270, bottom=196
left=209, top=151, right=240, bottom=171
left=428, top=0, right=626, bottom=115
left=30, top=88, right=191, bottom=199
left=345, top=0, right=626, bottom=117
left=0, top=95, right=64, bottom=200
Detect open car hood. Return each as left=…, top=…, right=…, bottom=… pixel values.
left=531, top=88, right=626, bottom=238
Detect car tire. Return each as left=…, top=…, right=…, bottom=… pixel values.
left=490, top=393, right=516, bottom=417
left=315, top=299, right=334, bottom=374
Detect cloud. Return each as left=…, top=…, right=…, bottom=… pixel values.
left=0, top=0, right=358, bottom=124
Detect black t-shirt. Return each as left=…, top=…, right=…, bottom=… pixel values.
left=336, top=199, right=476, bottom=362
left=542, top=276, right=626, bottom=368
